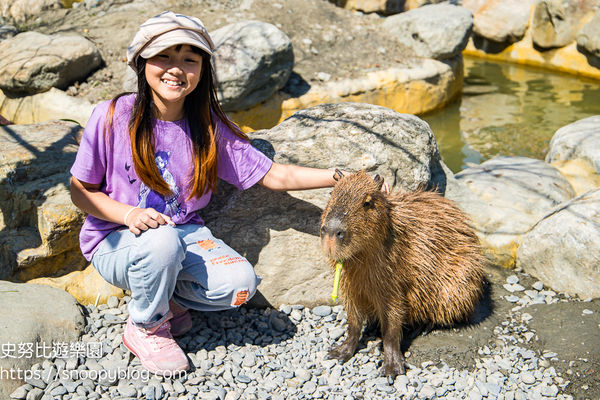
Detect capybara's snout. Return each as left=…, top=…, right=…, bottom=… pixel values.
left=320, top=217, right=348, bottom=258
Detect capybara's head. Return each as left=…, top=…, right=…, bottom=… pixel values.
left=320, top=170, right=390, bottom=261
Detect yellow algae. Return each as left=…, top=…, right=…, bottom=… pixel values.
left=463, top=28, right=600, bottom=80
left=230, top=60, right=462, bottom=132
left=551, top=159, right=600, bottom=196
left=29, top=264, right=125, bottom=305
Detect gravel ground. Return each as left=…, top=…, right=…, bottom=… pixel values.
left=10, top=271, right=597, bottom=400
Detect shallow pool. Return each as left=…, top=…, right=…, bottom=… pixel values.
left=423, top=56, right=600, bottom=173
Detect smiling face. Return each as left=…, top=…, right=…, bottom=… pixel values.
left=144, top=44, right=204, bottom=121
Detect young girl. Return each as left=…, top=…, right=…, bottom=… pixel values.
left=70, top=11, right=354, bottom=375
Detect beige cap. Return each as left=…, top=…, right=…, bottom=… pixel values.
left=127, top=11, right=215, bottom=72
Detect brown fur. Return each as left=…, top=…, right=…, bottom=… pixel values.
left=320, top=170, right=485, bottom=376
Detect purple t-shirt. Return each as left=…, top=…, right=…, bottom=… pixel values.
left=70, top=94, right=273, bottom=260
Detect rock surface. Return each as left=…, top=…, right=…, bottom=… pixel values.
left=531, top=0, right=587, bottom=49
left=454, top=156, right=575, bottom=268
left=0, top=121, right=86, bottom=281
left=546, top=115, right=600, bottom=174
left=0, top=87, right=95, bottom=126
left=211, top=21, right=294, bottom=111
left=0, top=281, right=85, bottom=399
left=28, top=264, right=125, bottom=306
left=201, top=102, right=444, bottom=307
left=0, top=0, right=62, bottom=23
left=464, top=0, right=537, bottom=44
left=576, top=12, right=600, bottom=58
left=517, top=189, right=600, bottom=298
left=0, top=31, right=102, bottom=95
left=381, top=4, right=473, bottom=60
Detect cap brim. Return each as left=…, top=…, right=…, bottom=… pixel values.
left=139, top=29, right=213, bottom=60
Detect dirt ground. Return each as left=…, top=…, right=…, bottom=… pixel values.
left=27, top=0, right=414, bottom=105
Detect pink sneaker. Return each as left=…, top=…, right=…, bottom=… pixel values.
left=122, top=318, right=189, bottom=375
left=169, top=300, right=193, bottom=337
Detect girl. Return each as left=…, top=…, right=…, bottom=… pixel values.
left=70, top=11, right=362, bottom=375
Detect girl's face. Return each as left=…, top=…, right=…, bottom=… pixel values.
left=145, top=44, right=203, bottom=120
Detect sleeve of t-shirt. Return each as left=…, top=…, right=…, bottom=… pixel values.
left=70, top=100, right=111, bottom=185
left=216, top=119, right=273, bottom=190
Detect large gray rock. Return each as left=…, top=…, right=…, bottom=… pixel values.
left=546, top=115, right=600, bottom=173
left=517, top=189, right=600, bottom=298
left=532, top=0, right=593, bottom=49
left=0, top=0, right=62, bottom=23
left=464, top=0, right=537, bottom=44
left=577, top=13, right=600, bottom=59
left=0, top=87, right=95, bottom=126
left=0, top=281, right=85, bottom=399
left=454, top=157, right=575, bottom=268
left=0, top=121, right=86, bottom=281
left=0, top=32, right=102, bottom=95
left=212, top=21, right=294, bottom=111
left=382, top=4, right=473, bottom=60
left=201, top=103, right=444, bottom=307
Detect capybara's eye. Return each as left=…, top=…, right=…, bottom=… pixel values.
left=320, top=226, right=326, bottom=236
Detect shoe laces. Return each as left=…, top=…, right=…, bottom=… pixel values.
left=143, top=322, right=178, bottom=351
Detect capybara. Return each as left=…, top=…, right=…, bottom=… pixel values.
left=320, top=170, right=485, bottom=377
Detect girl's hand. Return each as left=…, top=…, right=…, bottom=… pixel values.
left=125, top=207, right=175, bottom=235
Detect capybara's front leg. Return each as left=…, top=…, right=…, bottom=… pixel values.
left=328, top=310, right=363, bottom=362
left=382, top=321, right=406, bottom=377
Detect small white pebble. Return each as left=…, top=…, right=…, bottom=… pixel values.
left=505, top=295, right=520, bottom=303
left=506, top=275, right=519, bottom=284
left=532, top=281, right=544, bottom=291
left=582, top=309, right=593, bottom=315
left=316, top=72, right=331, bottom=82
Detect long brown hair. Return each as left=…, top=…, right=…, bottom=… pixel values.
left=105, top=46, right=248, bottom=199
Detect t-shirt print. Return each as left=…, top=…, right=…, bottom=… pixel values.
left=136, top=150, right=183, bottom=218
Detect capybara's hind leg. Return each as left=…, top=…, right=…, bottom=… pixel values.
left=382, top=323, right=406, bottom=377
left=328, top=311, right=364, bottom=362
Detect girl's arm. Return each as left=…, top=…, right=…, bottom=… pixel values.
left=70, top=177, right=173, bottom=235
left=258, top=163, right=391, bottom=192
left=257, top=163, right=344, bottom=191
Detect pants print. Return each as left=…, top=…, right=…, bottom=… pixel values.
left=92, top=223, right=260, bottom=329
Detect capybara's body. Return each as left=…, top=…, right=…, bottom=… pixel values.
left=320, top=171, right=485, bottom=376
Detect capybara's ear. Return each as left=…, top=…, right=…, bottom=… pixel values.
left=374, top=174, right=384, bottom=190
left=333, top=169, right=345, bottom=182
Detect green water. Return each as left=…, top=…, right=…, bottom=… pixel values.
left=423, top=56, right=600, bottom=173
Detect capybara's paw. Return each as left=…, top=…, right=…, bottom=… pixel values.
left=382, top=361, right=406, bottom=378
left=327, top=345, right=354, bottom=363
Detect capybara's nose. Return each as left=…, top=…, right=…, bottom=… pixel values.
left=321, top=218, right=346, bottom=242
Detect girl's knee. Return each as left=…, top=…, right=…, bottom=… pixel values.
left=227, top=264, right=260, bottom=306
left=136, top=225, right=185, bottom=266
